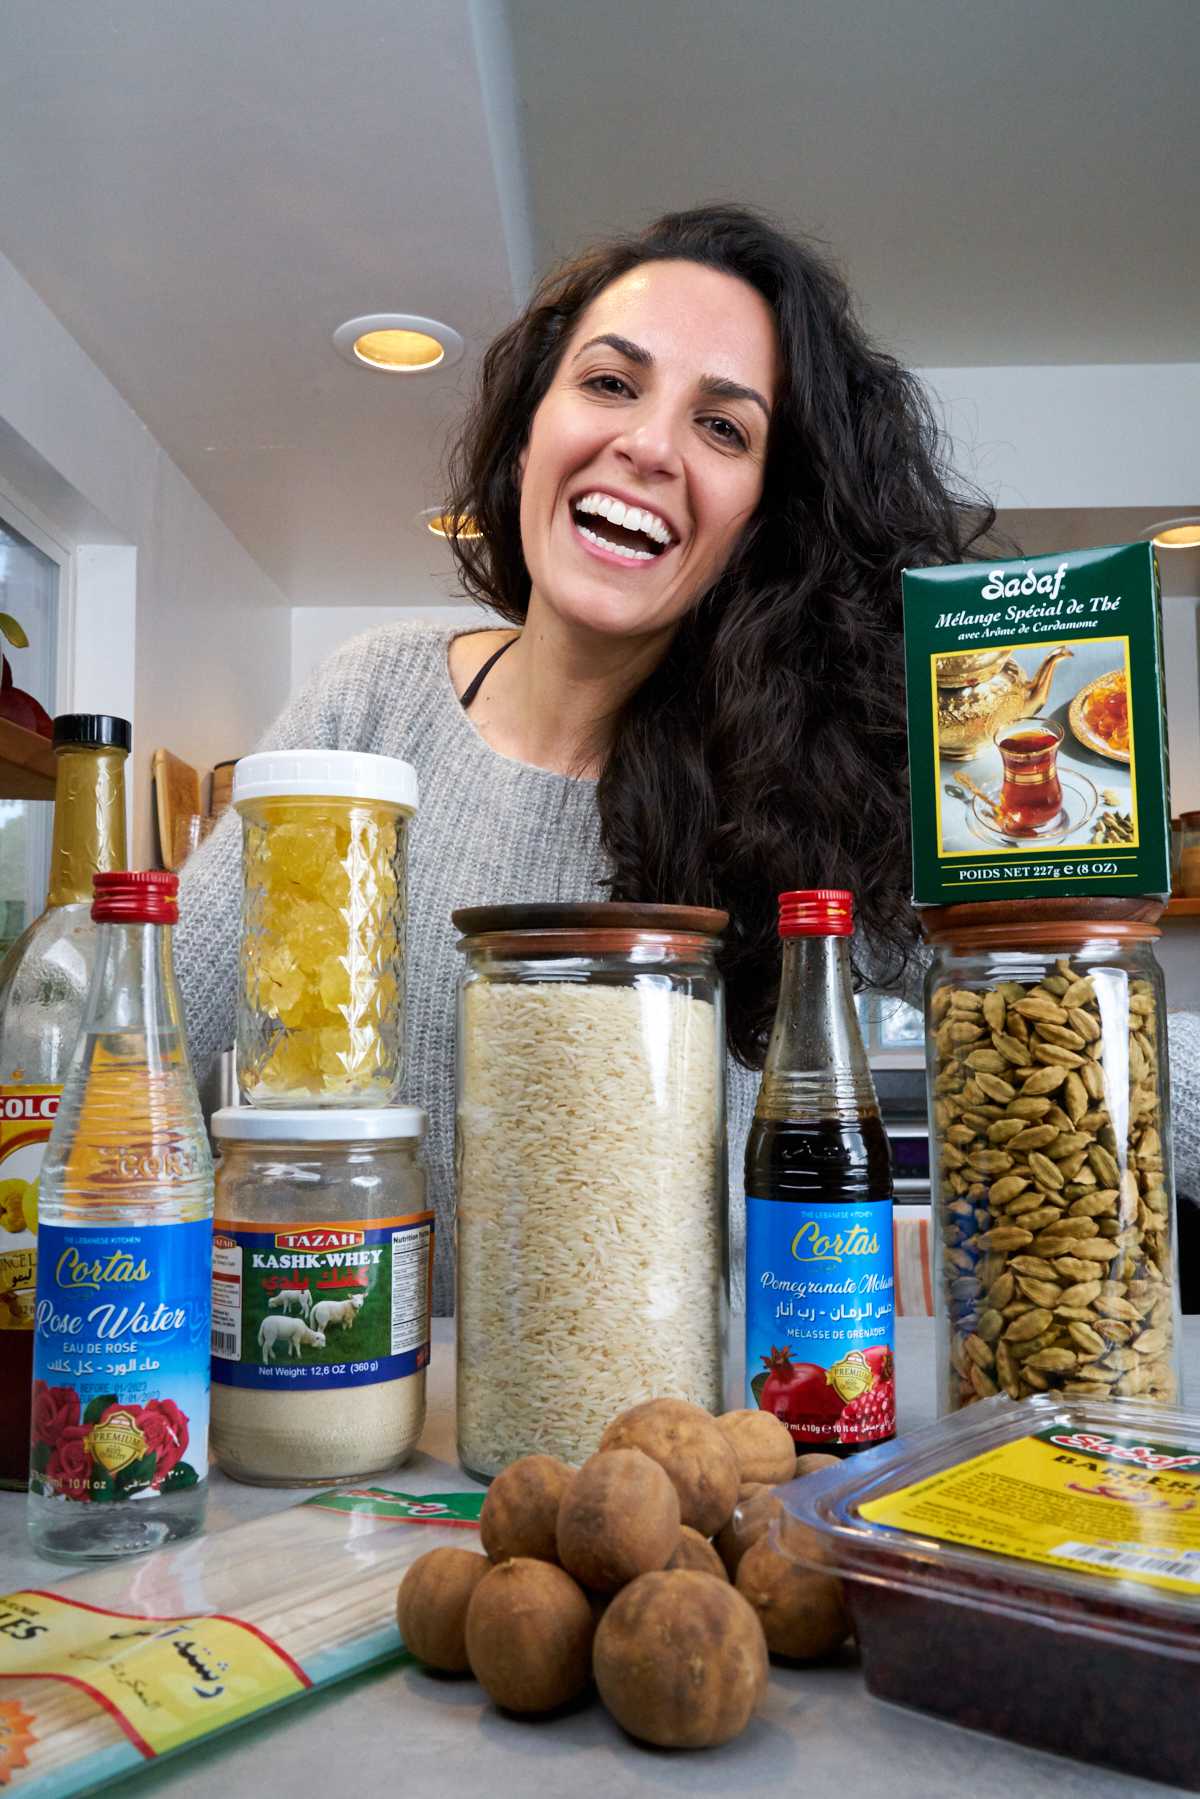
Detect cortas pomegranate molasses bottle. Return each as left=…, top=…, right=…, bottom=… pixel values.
left=744, top=890, right=895, bottom=1455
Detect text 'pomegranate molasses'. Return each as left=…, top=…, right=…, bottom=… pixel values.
left=744, top=890, right=896, bottom=1455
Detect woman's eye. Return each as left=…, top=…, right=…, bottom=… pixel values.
left=584, top=373, right=634, bottom=398
left=702, top=415, right=749, bottom=450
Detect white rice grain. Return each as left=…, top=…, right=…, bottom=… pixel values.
left=456, top=980, right=726, bottom=1476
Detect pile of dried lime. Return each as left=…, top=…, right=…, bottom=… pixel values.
left=396, top=1399, right=848, bottom=1750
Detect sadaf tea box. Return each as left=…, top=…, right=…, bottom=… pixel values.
left=902, top=542, right=1170, bottom=905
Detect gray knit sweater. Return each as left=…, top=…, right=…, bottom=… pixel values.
left=176, top=622, right=1200, bottom=1314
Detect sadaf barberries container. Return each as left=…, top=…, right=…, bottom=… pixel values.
left=234, top=750, right=418, bottom=1106
left=781, top=1394, right=1200, bottom=1788
left=921, top=899, right=1181, bottom=1416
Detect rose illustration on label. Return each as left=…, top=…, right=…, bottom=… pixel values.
left=30, top=1381, right=79, bottom=1446
left=30, top=1382, right=196, bottom=1502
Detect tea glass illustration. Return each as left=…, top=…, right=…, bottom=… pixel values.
left=995, top=717, right=1064, bottom=834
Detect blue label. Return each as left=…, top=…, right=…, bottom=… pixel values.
left=31, top=1219, right=211, bottom=1502
left=745, top=1196, right=895, bottom=1449
left=211, top=1214, right=432, bottom=1390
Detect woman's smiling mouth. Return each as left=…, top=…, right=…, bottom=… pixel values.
left=569, top=490, right=678, bottom=564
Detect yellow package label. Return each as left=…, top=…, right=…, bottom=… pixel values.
left=0, top=1087, right=58, bottom=1331
left=0, top=1588, right=310, bottom=1757
left=860, top=1423, right=1200, bottom=1598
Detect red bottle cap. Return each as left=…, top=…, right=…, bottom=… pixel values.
left=92, top=871, right=179, bottom=924
left=778, top=888, right=854, bottom=937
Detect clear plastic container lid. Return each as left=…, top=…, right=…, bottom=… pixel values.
left=233, top=748, right=418, bottom=811
left=212, top=1105, right=425, bottom=1142
left=778, top=1393, right=1200, bottom=1649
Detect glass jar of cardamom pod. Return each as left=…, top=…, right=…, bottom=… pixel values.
left=922, top=900, right=1180, bottom=1416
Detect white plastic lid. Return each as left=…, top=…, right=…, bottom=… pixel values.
left=212, top=1106, right=426, bottom=1143
left=233, top=749, right=418, bottom=812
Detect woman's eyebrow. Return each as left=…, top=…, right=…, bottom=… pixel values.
left=573, top=332, right=652, bottom=367
left=572, top=334, right=771, bottom=423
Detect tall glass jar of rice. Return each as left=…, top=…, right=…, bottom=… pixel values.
left=922, top=899, right=1181, bottom=1417
left=453, top=903, right=729, bottom=1480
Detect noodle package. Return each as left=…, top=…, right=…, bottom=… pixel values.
left=0, top=1487, right=482, bottom=1794
left=902, top=542, right=1170, bottom=905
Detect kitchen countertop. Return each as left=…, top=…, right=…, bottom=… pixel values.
left=2, top=1316, right=1196, bottom=1799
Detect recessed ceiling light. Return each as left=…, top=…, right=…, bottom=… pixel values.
left=1144, top=516, right=1200, bottom=550
left=421, top=508, right=483, bottom=540
left=333, top=313, right=464, bottom=373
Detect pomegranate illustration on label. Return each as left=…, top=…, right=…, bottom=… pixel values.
left=754, top=1343, right=895, bottom=1448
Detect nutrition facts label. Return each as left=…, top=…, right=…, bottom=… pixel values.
left=211, top=1232, right=243, bottom=1360
left=391, top=1221, right=431, bottom=1356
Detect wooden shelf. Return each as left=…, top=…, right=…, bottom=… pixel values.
left=1163, top=897, right=1200, bottom=919
left=0, top=717, right=55, bottom=801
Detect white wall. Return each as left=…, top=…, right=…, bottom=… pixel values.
left=921, top=364, right=1200, bottom=512
left=0, top=251, right=292, bottom=866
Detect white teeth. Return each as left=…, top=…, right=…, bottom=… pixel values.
left=573, top=491, right=674, bottom=547
left=577, top=523, right=655, bottom=561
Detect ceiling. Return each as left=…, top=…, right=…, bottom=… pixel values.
left=0, top=0, right=1197, bottom=607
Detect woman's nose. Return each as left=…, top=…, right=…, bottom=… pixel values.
left=613, top=405, right=683, bottom=479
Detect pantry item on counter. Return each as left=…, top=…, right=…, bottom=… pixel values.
left=234, top=749, right=417, bottom=1105
left=30, top=871, right=211, bottom=1561
left=922, top=901, right=1180, bottom=1414
left=397, top=1403, right=849, bottom=1753
left=793, top=1451, right=842, bottom=1478
left=556, top=1449, right=682, bottom=1593
left=465, top=1558, right=595, bottom=1713
left=0, top=714, right=130, bottom=1490
left=745, top=889, right=896, bottom=1453
left=716, top=1408, right=798, bottom=1485
left=783, top=1393, right=1200, bottom=1789
left=479, top=1453, right=574, bottom=1564
left=396, top=1545, right=491, bottom=1674
left=667, top=1526, right=728, bottom=1579
left=594, top=1572, right=768, bottom=1749
left=0, top=1483, right=484, bottom=1795
left=453, top=903, right=728, bottom=1478
left=209, top=1106, right=432, bottom=1484
left=902, top=542, right=1170, bottom=904
left=598, top=1396, right=740, bottom=1535
left=717, top=1483, right=784, bottom=1578
left=735, top=1519, right=850, bottom=1662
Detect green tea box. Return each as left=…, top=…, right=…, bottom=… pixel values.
left=902, top=542, right=1170, bottom=905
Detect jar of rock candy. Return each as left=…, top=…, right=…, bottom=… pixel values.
left=234, top=750, right=418, bottom=1106
left=922, top=900, right=1181, bottom=1415
left=453, top=902, right=729, bottom=1481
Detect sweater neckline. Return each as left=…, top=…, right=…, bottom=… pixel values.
left=442, top=627, right=600, bottom=791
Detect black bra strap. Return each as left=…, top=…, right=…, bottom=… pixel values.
left=460, top=635, right=518, bottom=711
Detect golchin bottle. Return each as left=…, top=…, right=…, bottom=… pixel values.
left=744, top=889, right=895, bottom=1455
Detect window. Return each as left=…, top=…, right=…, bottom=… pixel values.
left=0, top=514, right=61, bottom=956
left=856, top=990, right=925, bottom=1056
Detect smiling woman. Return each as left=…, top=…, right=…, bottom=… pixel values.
left=174, top=204, right=1004, bottom=1314
left=441, top=205, right=997, bottom=1060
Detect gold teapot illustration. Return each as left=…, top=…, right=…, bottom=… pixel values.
left=936, top=646, right=1073, bottom=759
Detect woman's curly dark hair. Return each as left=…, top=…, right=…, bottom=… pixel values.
left=444, top=203, right=996, bottom=1066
